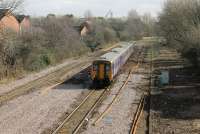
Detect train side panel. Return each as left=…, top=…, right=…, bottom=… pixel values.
left=112, top=44, right=134, bottom=78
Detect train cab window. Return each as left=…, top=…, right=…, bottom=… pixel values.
left=105, top=64, right=110, bottom=72
left=93, top=64, right=98, bottom=71
left=105, top=64, right=110, bottom=75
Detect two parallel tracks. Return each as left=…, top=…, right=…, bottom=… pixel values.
left=52, top=89, right=108, bottom=134
left=0, top=61, right=90, bottom=106
left=53, top=47, right=145, bottom=134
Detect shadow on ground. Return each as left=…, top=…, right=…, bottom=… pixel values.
left=150, top=67, right=200, bottom=120
left=54, top=68, right=92, bottom=90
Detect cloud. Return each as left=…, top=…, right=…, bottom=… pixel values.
left=24, top=0, right=164, bottom=17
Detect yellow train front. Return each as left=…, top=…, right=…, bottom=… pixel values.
left=91, top=60, right=112, bottom=86
left=91, top=42, right=135, bottom=87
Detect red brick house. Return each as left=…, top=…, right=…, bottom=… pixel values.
left=16, top=15, right=31, bottom=31
left=80, top=21, right=93, bottom=36
left=0, top=9, right=20, bottom=33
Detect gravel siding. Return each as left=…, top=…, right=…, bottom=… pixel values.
left=0, top=83, right=87, bottom=134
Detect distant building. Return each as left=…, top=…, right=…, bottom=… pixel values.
left=0, top=9, right=20, bottom=33
left=65, top=14, right=74, bottom=18
left=47, top=14, right=56, bottom=19
left=0, top=9, right=31, bottom=34
left=80, top=21, right=93, bottom=36
left=15, top=15, right=31, bottom=31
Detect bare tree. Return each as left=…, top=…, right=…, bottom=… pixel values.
left=128, top=9, right=140, bottom=20
left=0, top=0, right=24, bottom=78
left=142, top=13, right=156, bottom=36
left=0, top=0, right=24, bottom=13
left=159, top=0, right=200, bottom=67
left=84, top=10, right=92, bottom=20
left=121, top=10, right=144, bottom=40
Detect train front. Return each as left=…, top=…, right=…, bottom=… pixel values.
left=91, top=60, right=112, bottom=87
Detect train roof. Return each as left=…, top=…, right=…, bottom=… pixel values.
left=97, top=42, right=134, bottom=62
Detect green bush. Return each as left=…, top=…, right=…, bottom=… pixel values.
left=25, top=51, right=55, bottom=71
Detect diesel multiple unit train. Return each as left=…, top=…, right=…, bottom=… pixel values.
left=91, top=42, right=135, bottom=86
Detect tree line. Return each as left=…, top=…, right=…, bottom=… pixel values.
left=2, top=0, right=200, bottom=81
left=0, top=0, right=156, bottom=80
left=158, top=0, right=200, bottom=67
left=1, top=0, right=200, bottom=81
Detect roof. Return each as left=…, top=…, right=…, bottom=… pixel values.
left=0, top=9, right=9, bottom=20
left=15, top=15, right=30, bottom=23
left=80, top=21, right=93, bottom=32
left=98, top=42, right=134, bottom=63
left=112, top=48, right=124, bottom=52
left=99, top=52, right=119, bottom=62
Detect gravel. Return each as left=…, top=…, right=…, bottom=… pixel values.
left=0, top=83, right=88, bottom=134
left=82, top=71, right=146, bottom=134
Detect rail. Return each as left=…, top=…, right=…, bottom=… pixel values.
left=0, top=62, right=89, bottom=106
left=0, top=44, right=117, bottom=106
left=52, top=88, right=108, bottom=134
left=53, top=47, right=145, bottom=134
left=52, top=90, right=95, bottom=134
left=129, top=94, right=146, bottom=134
left=93, top=63, right=140, bottom=126
left=93, top=48, right=144, bottom=126
left=129, top=46, right=153, bottom=134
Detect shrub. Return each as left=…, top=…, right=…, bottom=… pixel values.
left=25, top=51, right=55, bottom=71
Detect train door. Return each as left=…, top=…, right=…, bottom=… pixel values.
left=99, top=63, right=105, bottom=80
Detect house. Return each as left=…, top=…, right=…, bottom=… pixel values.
left=47, top=14, right=56, bottom=19
left=0, top=9, right=20, bottom=33
left=80, top=21, right=93, bottom=36
left=15, top=15, right=31, bottom=31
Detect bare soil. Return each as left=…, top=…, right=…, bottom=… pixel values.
left=150, top=47, right=200, bottom=134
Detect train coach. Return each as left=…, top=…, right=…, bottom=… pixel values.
left=91, top=42, right=135, bottom=87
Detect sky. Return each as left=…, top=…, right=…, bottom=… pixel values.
left=23, top=0, right=165, bottom=17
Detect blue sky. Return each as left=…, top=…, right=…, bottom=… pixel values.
left=24, top=0, right=164, bottom=17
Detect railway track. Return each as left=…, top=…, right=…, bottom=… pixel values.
left=0, top=45, right=118, bottom=106
left=130, top=94, right=146, bottom=134
left=52, top=89, right=108, bottom=134
left=93, top=47, right=145, bottom=126
left=52, top=68, right=135, bottom=134
left=0, top=61, right=91, bottom=106
left=93, top=62, right=141, bottom=126
left=52, top=46, right=145, bottom=134
left=129, top=45, right=154, bottom=134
